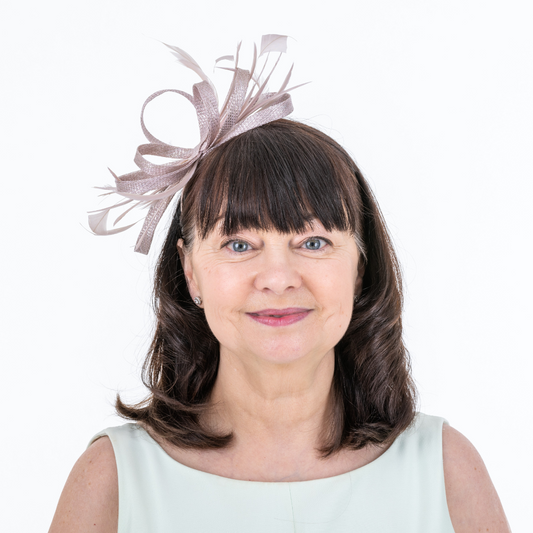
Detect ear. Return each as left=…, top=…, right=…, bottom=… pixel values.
left=177, top=239, right=200, bottom=296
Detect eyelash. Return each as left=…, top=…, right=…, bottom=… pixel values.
left=221, top=237, right=332, bottom=253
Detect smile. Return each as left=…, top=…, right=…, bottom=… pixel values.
left=246, top=308, right=312, bottom=327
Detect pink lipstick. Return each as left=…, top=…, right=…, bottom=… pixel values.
left=246, top=308, right=312, bottom=327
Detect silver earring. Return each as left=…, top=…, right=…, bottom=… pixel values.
left=355, top=295, right=359, bottom=303
left=193, top=296, right=202, bottom=306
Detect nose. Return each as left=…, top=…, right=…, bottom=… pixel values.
left=253, top=247, right=302, bottom=295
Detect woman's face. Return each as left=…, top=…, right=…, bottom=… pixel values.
left=179, top=219, right=364, bottom=366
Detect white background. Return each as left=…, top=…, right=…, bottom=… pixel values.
left=1, top=0, right=531, bottom=531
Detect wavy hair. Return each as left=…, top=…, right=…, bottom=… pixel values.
left=116, top=119, right=417, bottom=457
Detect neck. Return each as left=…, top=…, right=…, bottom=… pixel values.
left=207, top=346, right=336, bottom=452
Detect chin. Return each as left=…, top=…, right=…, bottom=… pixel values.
left=245, top=336, right=331, bottom=365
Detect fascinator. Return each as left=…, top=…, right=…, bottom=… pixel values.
left=89, top=35, right=302, bottom=254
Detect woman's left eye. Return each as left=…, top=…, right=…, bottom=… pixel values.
left=303, top=238, right=327, bottom=250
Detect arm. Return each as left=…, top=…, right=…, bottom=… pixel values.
left=48, top=436, right=118, bottom=533
left=442, top=424, right=511, bottom=532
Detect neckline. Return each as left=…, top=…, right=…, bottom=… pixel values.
left=133, top=416, right=417, bottom=485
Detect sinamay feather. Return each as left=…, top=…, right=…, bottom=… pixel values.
left=89, top=35, right=304, bottom=254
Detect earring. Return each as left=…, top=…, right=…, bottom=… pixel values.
left=354, top=295, right=359, bottom=303
left=193, top=296, right=202, bottom=306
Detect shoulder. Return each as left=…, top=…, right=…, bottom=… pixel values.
left=48, top=436, right=118, bottom=533
left=441, top=424, right=511, bottom=533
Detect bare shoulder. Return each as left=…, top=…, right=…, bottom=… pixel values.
left=442, top=424, right=511, bottom=533
left=48, top=436, right=118, bottom=533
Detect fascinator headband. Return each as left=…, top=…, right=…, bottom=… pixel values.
left=89, top=35, right=302, bottom=254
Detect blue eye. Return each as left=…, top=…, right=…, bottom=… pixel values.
left=304, top=238, right=326, bottom=250
left=230, top=241, right=249, bottom=253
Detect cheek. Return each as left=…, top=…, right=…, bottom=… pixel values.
left=313, top=262, right=357, bottom=326
left=203, top=264, right=245, bottom=299
left=198, top=264, right=249, bottom=324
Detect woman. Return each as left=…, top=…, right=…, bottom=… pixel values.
left=49, top=37, right=510, bottom=532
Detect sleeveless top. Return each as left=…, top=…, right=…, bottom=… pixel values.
left=89, top=412, right=456, bottom=532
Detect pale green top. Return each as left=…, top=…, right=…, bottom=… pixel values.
left=90, top=412, right=456, bottom=532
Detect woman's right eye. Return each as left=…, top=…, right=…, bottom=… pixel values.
left=228, top=240, right=249, bottom=253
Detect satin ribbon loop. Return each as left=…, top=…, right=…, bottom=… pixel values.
left=192, top=81, right=221, bottom=151
left=217, top=93, right=293, bottom=147
left=140, top=89, right=195, bottom=146
left=218, top=68, right=250, bottom=138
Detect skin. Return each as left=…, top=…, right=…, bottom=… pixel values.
left=174, top=220, right=365, bottom=481
left=48, top=221, right=511, bottom=532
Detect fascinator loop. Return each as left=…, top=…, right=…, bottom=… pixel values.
left=89, top=35, right=303, bottom=254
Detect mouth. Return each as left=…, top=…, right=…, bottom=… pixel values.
left=246, top=308, right=312, bottom=327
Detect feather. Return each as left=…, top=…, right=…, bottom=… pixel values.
left=161, top=41, right=218, bottom=101
left=259, top=34, right=288, bottom=56
left=239, top=55, right=282, bottom=121
left=88, top=208, right=138, bottom=236
left=162, top=42, right=210, bottom=83
left=90, top=35, right=302, bottom=254
left=215, top=55, right=234, bottom=65
left=278, top=64, right=294, bottom=93
left=113, top=202, right=140, bottom=226
left=249, top=43, right=258, bottom=82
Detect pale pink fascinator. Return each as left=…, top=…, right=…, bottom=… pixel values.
left=89, top=35, right=303, bottom=255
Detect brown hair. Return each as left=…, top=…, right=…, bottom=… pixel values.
left=117, top=119, right=417, bottom=457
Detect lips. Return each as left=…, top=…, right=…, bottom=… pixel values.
left=246, top=308, right=312, bottom=327
left=248, top=308, right=311, bottom=317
